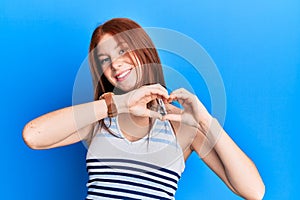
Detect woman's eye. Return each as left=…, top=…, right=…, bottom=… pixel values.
left=119, top=49, right=126, bottom=55
left=100, top=57, right=111, bottom=65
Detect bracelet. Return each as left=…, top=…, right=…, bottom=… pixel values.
left=99, top=92, right=118, bottom=117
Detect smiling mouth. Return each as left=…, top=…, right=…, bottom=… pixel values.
left=115, top=69, right=132, bottom=81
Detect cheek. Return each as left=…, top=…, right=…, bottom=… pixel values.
left=103, top=68, right=114, bottom=81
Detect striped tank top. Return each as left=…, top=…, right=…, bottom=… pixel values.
left=86, top=115, right=185, bottom=199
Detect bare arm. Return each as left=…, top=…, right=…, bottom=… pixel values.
left=22, top=84, right=170, bottom=150
left=192, top=124, right=265, bottom=199
left=163, top=88, right=265, bottom=199
left=22, top=100, right=108, bottom=149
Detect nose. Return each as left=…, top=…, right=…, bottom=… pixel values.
left=111, top=56, right=123, bottom=70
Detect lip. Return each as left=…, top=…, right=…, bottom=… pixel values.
left=115, top=69, right=132, bottom=82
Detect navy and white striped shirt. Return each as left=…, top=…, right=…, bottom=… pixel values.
left=86, top=116, right=185, bottom=199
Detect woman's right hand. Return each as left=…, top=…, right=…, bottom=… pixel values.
left=113, top=84, right=169, bottom=119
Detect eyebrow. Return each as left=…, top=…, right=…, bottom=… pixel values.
left=97, top=42, right=127, bottom=57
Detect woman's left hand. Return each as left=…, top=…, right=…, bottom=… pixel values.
left=163, top=88, right=212, bottom=134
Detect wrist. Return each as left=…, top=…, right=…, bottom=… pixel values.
left=113, top=94, right=127, bottom=114
left=99, top=92, right=118, bottom=117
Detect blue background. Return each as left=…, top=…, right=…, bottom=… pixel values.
left=1, top=0, right=299, bottom=199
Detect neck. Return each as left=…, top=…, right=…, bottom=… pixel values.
left=117, top=113, right=152, bottom=142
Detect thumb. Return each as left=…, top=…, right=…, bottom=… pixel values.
left=148, top=110, right=163, bottom=120
left=163, top=114, right=200, bottom=129
left=162, top=114, right=182, bottom=122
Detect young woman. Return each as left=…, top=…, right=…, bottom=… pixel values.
left=23, top=18, right=265, bottom=199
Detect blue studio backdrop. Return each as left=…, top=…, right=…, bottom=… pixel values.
left=1, top=0, right=299, bottom=199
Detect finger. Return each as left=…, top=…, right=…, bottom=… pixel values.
left=129, top=87, right=169, bottom=103
left=147, top=84, right=169, bottom=97
left=144, top=88, right=169, bottom=100
left=170, top=88, right=188, bottom=95
left=169, top=92, right=195, bottom=105
left=168, top=94, right=189, bottom=105
left=148, top=109, right=163, bottom=120
left=143, top=94, right=166, bottom=103
left=170, top=90, right=190, bottom=98
left=163, top=114, right=201, bottom=129
left=162, top=114, right=182, bottom=122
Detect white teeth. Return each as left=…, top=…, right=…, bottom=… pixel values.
left=117, top=70, right=130, bottom=78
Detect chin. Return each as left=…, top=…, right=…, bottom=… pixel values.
left=112, top=85, right=133, bottom=94
left=119, top=82, right=142, bottom=93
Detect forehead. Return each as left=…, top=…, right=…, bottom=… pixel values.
left=96, top=33, right=124, bottom=55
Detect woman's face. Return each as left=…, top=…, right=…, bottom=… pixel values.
left=96, top=33, right=141, bottom=92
